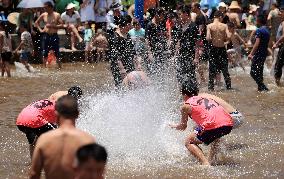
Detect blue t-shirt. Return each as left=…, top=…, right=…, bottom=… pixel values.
left=255, top=26, right=270, bottom=57
left=128, top=28, right=146, bottom=52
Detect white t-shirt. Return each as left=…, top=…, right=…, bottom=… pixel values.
left=21, top=31, right=33, bottom=52
left=80, top=0, right=95, bottom=22
left=61, top=11, right=81, bottom=25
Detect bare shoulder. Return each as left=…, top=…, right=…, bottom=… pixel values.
left=181, top=103, right=191, bottom=113
left=36, top=130, right=59, bottom=147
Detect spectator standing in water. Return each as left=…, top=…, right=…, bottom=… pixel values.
left=74, top=143, right=108, bottom=179
left=146, top=8, right=168, bottom=74
left=30, top=95, right=95, bottom=179
left=34, top=1, right=64, bottom=68
left=0, top=21, right=12, bottom=77
left=174, top=5, right=199, bottom=87
left=206, top=11, right=231, bottom=91
left=248, top=15, right=270, bottom=92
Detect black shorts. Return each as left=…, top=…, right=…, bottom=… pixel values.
left=17, top=123, right=57, bottom=144
left=197, top=126, right=232, bottom=145
left=1, top=52, right=12, bottom=62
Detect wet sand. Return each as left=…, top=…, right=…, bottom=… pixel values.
left=0, top=62, right=284, bottom=178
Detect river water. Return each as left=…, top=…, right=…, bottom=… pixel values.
left=0, top=62, right=284, bottom=178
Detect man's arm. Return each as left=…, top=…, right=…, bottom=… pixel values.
left=29, top=141, right=44, bottom=179
left=14, top=41, right=24, bottom=53
left=248, top=37, right=260, bottom=60
left=170, top=104, right=191, bottom=130
left=273, top=23, right=284, bottom=48
left=0, top=34, right=3, bottom=53
left=34, top=14, right=45, bottom=32
left=206, top=24, right=211, bottom=41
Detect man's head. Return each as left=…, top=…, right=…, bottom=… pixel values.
left=132, top=19, right=141, bottom=31
left=74, top=143, right=108, bottom=179
left=271, top=3, right=277, bottom=10
left=213, top=10, right=224, bottom=20
left=55, top=95, right=79, bottom=120
left=44, top=1, right=54, bottom=13
left=181, top=82, right=199, bottom=100
left=110, top=2, right=121, bottom=16
left=154, top=8, right=165, bottom=23
left=227, top=22, right=235, bottom=32
left=192, top=3, right=201, bottom=13
left=118, top=15, right=132, bottom=32
left=256, top=15, right=267, bottom=27
left=66, top=3, right=76, bottom=14
left=68, top=86, right=83, bottom=100
left=179, top=5, right=191, bottom=23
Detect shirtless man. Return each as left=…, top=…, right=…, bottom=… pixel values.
left=90, top=29, right=109, bottom=61
left=30, top=95, right=95, bottom=179
left=16, top=86, right=83, bottom=157
left=122, top=70, right=149, bottom=89
left=34, top=1, right=64, bottom=68
left=206, top=10, right=231, bottom=91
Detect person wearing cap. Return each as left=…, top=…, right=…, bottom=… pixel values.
left=206, top=10, right=231, bottom=91
left=170, top=83, right=234, bottom=165
left=30, top=95, right=95, bottom=179
left=34, top=1, right=64, bottom=69
left=227, top=1, right=241, bottom=28
left=217, top=2, right=230, bottom=24
left=61, top=3, right=83, bottom=51
left=248, top=15, right=270, bottom=92
left=106, top=2, right=122, bottom=32
left=16, top=86, right=83, bottom=158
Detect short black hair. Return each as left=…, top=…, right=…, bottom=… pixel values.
left=68, top=86, right=83, bottom=100
left=76, top=143, right=108, bottom=165
left=118, top=15, right=132, bottom=27
left=214, top=10, right=224, bottom=18
left=19, top=23, right=29, bottom=30
left=155, top=7, right=165, bottom=16
left=193, top=3, right=201, bottom=10
left=180, top=5, right=191, bottom=15
left=227, top=22, right=235, bottom=28
left=44, top=1, right=54, bottom=8
left=181, top=82, right=199, bottom=97
left=55, top=95, right=79, bottom=119
left=257, top=15, right=267, bottom=25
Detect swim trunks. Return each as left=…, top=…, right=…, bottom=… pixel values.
left=17, top=123, right=57, bottom=144
left=196, top=126, right=233, bottom=145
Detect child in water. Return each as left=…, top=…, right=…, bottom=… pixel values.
left=170, top=83, right=243, bottom=165
left=84, top=22, right=93, bottom=62
left=0, top=21, right=12, bottom=77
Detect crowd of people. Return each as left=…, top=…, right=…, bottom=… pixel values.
left=6, top=0, right=284, bottom=178
left=0, top=0, right=284, bottom=91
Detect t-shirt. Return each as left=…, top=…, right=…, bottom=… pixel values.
left=84, top=28, right=93, bottom=42
left=80, top=0, right=95, bottom=22
left=61, top=11, right=81, bottom=25
left=146, top=21, right=167, bottom=51
left=21, top=31, right=33, bottom=52
left=128, top=28, right=146, bottom=52
left=255, top=26, right=270, bottom=57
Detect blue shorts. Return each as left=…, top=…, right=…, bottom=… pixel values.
left=42, top=33, right=59, bottom=58
left=20, top=52, right=31, bottom=61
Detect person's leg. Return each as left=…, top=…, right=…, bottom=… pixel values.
left=208, top=58, right=217, bottom=90
left=185, top=133, right=210, bottom=165
left=68, top=24, right=83, bottom=43
left=220, top=48, right=231, bottom=89
left=42, top=33, right=49, bottom=67
left=274, top=45, right=284, bottom=86
left=208, top=139, right=221, bottom=163
left=1, top=61, right=5, bottom=77
left=70, top=31, right=77, bottom=51
left=51, top=35, right=61, bottom=69
left=4, top=61, right=11, bottom=77
left=250, top=56, right=267, bottom=91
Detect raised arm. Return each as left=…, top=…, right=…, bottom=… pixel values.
left=34, top=14, right=45, bottom=32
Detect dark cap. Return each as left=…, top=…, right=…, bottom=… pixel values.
left=68, top=86, right=83, bottom=100
left=110, top=2, right=121, bottom=10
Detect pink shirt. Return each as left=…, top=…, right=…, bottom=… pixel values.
left=16, top=99, right=57, bottom=128
left=185, top=96, right=233, bottom=130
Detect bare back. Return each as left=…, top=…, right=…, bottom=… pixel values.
left=207, top=21, right=228, bottom=47
left=30, top=128, right=95, bottom=179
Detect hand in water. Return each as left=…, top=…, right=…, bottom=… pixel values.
left=169, top=123, right=187, bottom=131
